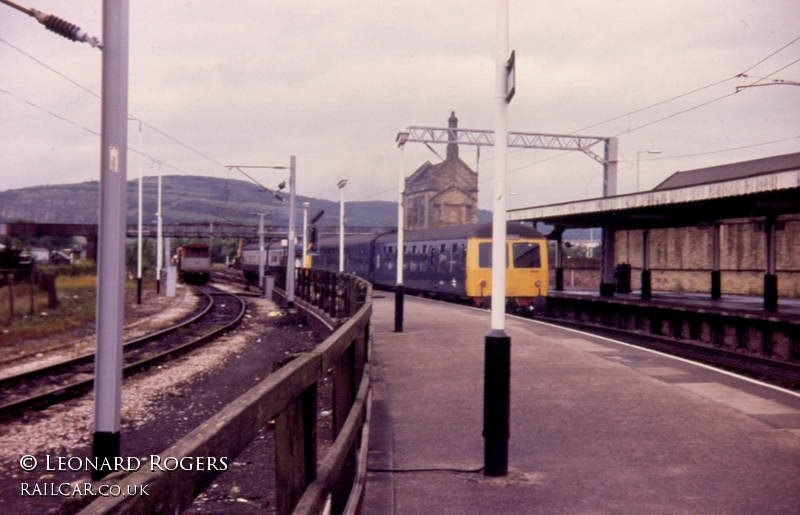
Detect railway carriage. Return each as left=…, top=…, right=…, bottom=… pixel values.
left=239, top=241, right=288, bottom=285
left=176, top=244, right=212, bottom=285
left=314, top=222, right=548, bottom=311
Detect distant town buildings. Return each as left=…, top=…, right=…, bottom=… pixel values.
left=403, top=112, right=478, bottom=230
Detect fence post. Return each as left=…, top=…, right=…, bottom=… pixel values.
left=7, top=273, right=14, bottom=323
left=329, top=273, right=338, bottom=318
left=29, top=270, right=35, bottom=315
left=275, top=384, right=318, bottom=515
left=331, top=343, right=356, bottom=514
left=44, top=274, right=58, bottom=309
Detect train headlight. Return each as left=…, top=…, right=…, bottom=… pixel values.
left=480, top=279, right=487, bottom=288
left=535, top=279, right=541, bottom=287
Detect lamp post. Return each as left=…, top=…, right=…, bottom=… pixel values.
left=338, top=179, right=348, bottom=272
left=93, top=0, right=129, bottom=480
left=256, top=213, right=267, bottom=297
left=302, top=202, right=310, bottom=268
left=636, top=149, right=661, bottom=192
left=226, top=158, right=297, bottom=308
left=396, top=131, right=409, bottom=332
left=484, top=0, right=512, bottom=478
left=136, top=121, right=143, bottom=304
left=156, top=165, right=162, bottom=294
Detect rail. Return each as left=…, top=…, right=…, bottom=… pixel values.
left=79, top=268, right=372, bottom=515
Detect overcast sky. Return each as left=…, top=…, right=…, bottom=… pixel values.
left=1, top=1, right=798, bottom=215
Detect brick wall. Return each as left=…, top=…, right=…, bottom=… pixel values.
left=615, top=214, right=800, bottom=298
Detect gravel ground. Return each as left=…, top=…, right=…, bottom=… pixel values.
left=0, top=284, right=198, bottom=378
left=0, top=285, right=327, bottom=514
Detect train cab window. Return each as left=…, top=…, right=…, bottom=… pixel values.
left=478, top=242, right=508, bottom=268
left=460, top=244, right=467, bottom=269
left=512, top=242, right=542, bottom=268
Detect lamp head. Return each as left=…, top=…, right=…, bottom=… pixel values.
left=337, top=179, right=348, bottom=189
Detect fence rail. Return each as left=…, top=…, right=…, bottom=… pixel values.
left=79, top=268, right=372, bottom=515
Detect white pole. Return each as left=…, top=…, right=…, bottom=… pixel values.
left=339, top=185, right=345, bottom=272
left=137, top=121, right=142, bottom=281
left=258, top=213, right=265, bottom=297
left=302, top=202, right=309, bottom=268
left=93, top=0, right=128, bottom=478
left=636, top=151, right=641, bottom=193
left=397, top=144, right=405, bottom=286
left=156, top=166, right=162, bottom=282
left=286, top=155, right=296, bottom=307
left=484, top=0, right=511, bottom=478
left=490, top=0, right=509, bottom=332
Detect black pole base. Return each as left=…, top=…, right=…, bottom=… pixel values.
left=711, top=271, right=721, bottom=300
left=91, top=431, right=120, bottom=481
left=764, top=274, right=778, bottom=311
left=484, top=330, right=510, bottom=477
left=156, top=278, right=161, bottom=294
left=641, top=270, right=651, bottom=300
left=599, top=282, right=615, bottom=297
left=555, top=268, right=564, bottom=291
left=136, top=277, right=142, bottom=304
left=394, top=284, right=405, bottom=333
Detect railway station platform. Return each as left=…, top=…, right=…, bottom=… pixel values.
left=550, top=288, right=800, bottom=317
left=363, top=295, right=800, bottom=514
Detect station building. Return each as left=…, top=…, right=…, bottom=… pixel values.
left=403, top=112, right=479, bottom=230
left=510, top=151, right=800, bottom=308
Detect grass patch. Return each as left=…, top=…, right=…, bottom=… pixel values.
left=0, top=275, right=154, bottom=346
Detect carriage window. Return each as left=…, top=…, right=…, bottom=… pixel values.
left=450, top=244, right=459, bottom=273
left=478, top=242, right=509, bottom=268
left=438, top=247, right=448, bottom=273
left=419, top=245, right=428, bottom=272
left=513, top=242, right=541, bottom=268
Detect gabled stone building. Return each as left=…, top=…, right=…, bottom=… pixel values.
left=404, top=112, right=478, bottom=230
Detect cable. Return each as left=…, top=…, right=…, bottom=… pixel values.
left=569, top=35, right=800, bottom=135
left=569, top=76, right=739, bottom=136
left=0, top=86, right=99, bottom=137
left=0, top=0, right=102, bottom=48
left=1, top=37, right=230, bottom=174
left=738, top=35, right=800, bottom=77
left=638, top=138, right=791, bottom=162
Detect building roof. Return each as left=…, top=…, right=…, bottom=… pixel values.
left=653, top=152, right=800, bottom=190
left=508, top=152, right=800, bottom=230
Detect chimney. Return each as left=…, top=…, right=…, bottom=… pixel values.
left=446, top=111, right=458, bottom=160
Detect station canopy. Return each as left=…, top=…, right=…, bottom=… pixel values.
left=507, top=152, right=800, bottom=230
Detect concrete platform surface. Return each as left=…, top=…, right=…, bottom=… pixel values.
left=363, top=295, right=800, bottom=515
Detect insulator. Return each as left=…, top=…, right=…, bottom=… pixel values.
left=42, top=14, right=81, bottom=42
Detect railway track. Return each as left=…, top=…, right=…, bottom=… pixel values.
left=0, top=284, right=247, bottom=419
left=534, top=315, right=800, bottom=390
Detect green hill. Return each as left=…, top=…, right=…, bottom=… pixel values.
left=0, top=175, right=399, bottom=229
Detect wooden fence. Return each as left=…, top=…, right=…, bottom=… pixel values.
left=79, top=268, right=372, bottom=515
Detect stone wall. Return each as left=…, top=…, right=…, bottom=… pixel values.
left=615, top=214, right=800, bottom=298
